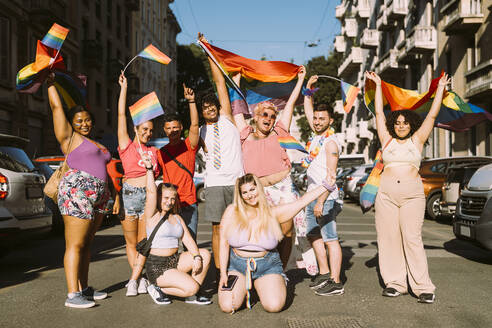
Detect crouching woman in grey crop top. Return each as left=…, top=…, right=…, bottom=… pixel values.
left=140, top=155, right=211, bottom=305
left=218, top=173, right=338, bottom=313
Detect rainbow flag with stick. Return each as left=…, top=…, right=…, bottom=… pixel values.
left=129, top=92, right=164, bottom=126
left=364, top=73, right=492, bottom=131
left=41, top=23, right=69, bottom=51
left=123, top=44, right=171, bottom=73
left=277, top=136, right=308, bottom=154
left=341, top=80, right=360, bottom=113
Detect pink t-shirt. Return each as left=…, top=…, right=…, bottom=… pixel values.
left=240, top=121, right=291, bottom=178
left=118, top=140, right=161, bottom=179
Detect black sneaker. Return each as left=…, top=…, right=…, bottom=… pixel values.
left=309, top=273, right=331, bottom=290
left=185, top=294, right=212, bottom=305
left=147, top=284, right=171, bottom=305
left=314, top=279, right=344, bottom=296
left=382, top=287, right=401, bottom=297
left=418, top=293, right=435, bottom=304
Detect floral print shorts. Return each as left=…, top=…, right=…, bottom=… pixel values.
left=58, top=169, right=109, bottom=220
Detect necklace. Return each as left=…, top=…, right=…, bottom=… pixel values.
left=301, top=127, right=335, bottom=168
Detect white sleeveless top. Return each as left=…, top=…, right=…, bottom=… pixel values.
left=306, top=134, right=342, bottom=201
left=382, top=138, right=421, bottom=170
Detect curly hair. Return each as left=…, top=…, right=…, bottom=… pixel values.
left=254, top=101, right=278, bottom=116
left=198, top=92, right=221, bottom=112
left=385, top=110, right=422, bottom=140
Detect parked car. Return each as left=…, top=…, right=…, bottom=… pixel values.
left=440, top=163, right=486, bottom=217
left=419, top=156, right=492, bottom=220
left=453, top=164, right=492, bottom=251
left=0, top=134, right=52, bottom=244
left=344, top=164, right=373, bottom=200
left=336, top=167, right=355, bottom=200
left=291, top=163, right=307, bottom=192
left=353, top=173, right=369, bottom=203
left=338, top=154, right=366, bottom=169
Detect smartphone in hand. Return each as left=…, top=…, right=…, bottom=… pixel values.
left=221, top=274, right=238, bottom=291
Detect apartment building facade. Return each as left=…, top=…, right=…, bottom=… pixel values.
left=334, top=0, right=491, bottom=161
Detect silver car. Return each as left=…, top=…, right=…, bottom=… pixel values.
left=0, top=134, right=52, bottom=242
left=343, top=164, right=373, bottom=200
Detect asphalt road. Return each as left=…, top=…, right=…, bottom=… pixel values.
left=1, top=201, right=492, bottom=328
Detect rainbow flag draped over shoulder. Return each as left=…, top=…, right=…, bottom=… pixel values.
left=129, top=92, right=164, bottom=126
left=138, top=44, right=171, bottom=65
left=341, top=81, right=360, bottom=113
left=41, top=23, right=69, bottom=51
left=198, top=40, right=303, bottom=117
left=364, top=74, right=492, bottom=132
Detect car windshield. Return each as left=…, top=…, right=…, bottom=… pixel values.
left=0, top=146, right=35, bottom=173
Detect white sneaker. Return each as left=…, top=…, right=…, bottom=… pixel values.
left=126, top=280, right=138, bottom=297
left=147, top=284, right=171, bottom=305
left=138, top=278, right=148, bottom=294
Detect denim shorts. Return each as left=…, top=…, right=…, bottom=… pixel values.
left=305, top=199, right=342, bottom=242
left=121, top=183, right=146, bottom=218
left=228, top=249, right=283, bottom=280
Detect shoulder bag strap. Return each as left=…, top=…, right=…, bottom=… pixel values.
left=146, top=211, right=171, bottom=245
left=161, top=147, right=193, bottom=180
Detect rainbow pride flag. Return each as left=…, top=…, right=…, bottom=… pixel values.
left=41, top=23, right=69, bottom=51
left=278, top=136, right=308, bottom=154
left=129, top=92, right=164, bottom=126
left=138, top=44, right=171, bottom=65
left=364, top=74, right=492, bottom=132
left=341, top=81, right=360, bottom=113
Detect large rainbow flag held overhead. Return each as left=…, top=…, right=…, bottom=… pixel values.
left=41, top=23, right=69, bottom=51
left=198, top=40, right=302, bottom=117
left=129, top=91, right=164, bottom=126
left=138, top=44, right=172, bottom=65
left=364, top=74, right=492, bottom=132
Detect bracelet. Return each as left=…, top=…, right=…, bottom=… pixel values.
left=322, top=179, right=336, bottom=192
left=188, top=100, right=195, bottom=103
left=145, top=167, right=153, bottom=170
left=193, top=255, right=203, bottom=261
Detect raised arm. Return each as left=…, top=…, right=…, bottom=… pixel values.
left=412, top=73, right=451, bottom=146
left=365, top=71, right=391, bottom=145
left=279, top=66, right=306, bottom=131
left=142, top=155, right=158, bottom=220
left=117, top=72, right=131, bottom=149
left=231, top=73, right=248, bottom=131
left=183, top=83, right=200, bottom=149
left=303, top=75, right=318, bottom=131
left=47, top=74, right=73, bottom=153
left=273, top=169, right=336, bottom=224
left=218, top=205, right=234, bottom=289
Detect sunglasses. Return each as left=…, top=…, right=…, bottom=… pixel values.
left=260, top=112, right=277, bottom=120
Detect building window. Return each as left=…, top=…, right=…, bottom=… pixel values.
left=95, top=0, right=101, bottom=19
left=117, top=49, right=121, bottom=61
left=96, top=30, right=101, bottom=42
left=125, top=15, right=130, bottom=47
left=107, top=0, right=112, bottom=29
left=107, top=40, right=112, bottom=59
left=82, top=18, right=89, bottom=40
left=96, top=82, right=101, bottom=105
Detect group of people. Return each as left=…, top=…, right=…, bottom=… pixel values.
left=47, top=34, right=450, bottom=311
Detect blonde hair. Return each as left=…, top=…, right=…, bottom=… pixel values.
left=225, top=174, right=283, bottom=242
left=254, top=101, right=278, bottom=116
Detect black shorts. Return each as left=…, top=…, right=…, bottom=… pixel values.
left=145, top=253, right=179, bottom=285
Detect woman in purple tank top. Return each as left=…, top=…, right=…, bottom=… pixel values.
left=47, top=74, right=112, bottom=309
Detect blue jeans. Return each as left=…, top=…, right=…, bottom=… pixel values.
left=305, top=199, right=342, bottom=242
left=180, top=203, right=198, bottom=241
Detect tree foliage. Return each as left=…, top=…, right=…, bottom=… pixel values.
left=295, top=52, right=343, bottom=142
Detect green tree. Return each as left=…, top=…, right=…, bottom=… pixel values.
left=295, top=52, right=343, bottom=142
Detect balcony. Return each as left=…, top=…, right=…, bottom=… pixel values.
left=465, top=60, right=492, bottom=99
left=336, top=2, right=346, bottom=19
left=82, top=40, right=103, bottom=69
left=338, top=47, right=363, bottom=78
left=357, top=121, right=373, bottom=139
left=361, top=29, right=379, bottom=48
left=334, top=36, right=347, bottom=53
left=376, top=7, right=394, bottom=30
left=357, top=0, right=371, bottom=18
left=376, top=49, right=405, bottom=76
left=346, top=127, right=358, bottom=143
left=387, top=0, right=408, bottom=19
left=334, top=100, right=346, bottom=115
left=441, top=0, right=484, bottom=35
left=404, top=26, right=437, bottom=55
left=344, top=18, right=358, bottom=38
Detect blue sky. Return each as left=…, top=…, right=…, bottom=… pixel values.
left=170, top=0, right=340, bottom=65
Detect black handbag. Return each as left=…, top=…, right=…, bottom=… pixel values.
left=136, top=212, right=170, bottom=257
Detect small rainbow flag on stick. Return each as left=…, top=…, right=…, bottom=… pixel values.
left=41, top=23, right=69, bottom=51
left=123, top=44, right=171, bottom=73
left=278, top=135, right=308, bottom=154
left=341, top=81, right=360, bottom=113
left=129, top=91, right=164, bottom=126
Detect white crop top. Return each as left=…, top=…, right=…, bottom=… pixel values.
left=147, top=217, right=183, bottom=249
left=382, top=138, right=421, bottom=170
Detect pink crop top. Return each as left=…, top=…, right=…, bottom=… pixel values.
left=67, top=138, right=111, bottom=181
left=228, top=228, right=279, bottom=252
left=118, top=141, right=161, bottom=179
left=240, top=121, right=291, bottom=178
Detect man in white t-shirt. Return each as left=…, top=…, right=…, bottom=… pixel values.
left=302, top=75, right=344, bottom=296
left=199, top=48, right=244, bottom=274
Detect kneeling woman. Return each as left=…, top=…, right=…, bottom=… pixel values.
left=219, top=173, right=336, bottom=313
left=141, top=155, right=211, bottom=305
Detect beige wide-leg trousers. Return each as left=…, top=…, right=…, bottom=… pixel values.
left=375, top=174, right=435, bottom=296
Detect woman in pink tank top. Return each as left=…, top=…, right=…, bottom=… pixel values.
left=116, top=73, right=164, bottom=297
left=218, top=172, right=337, bottom=313
left=47, top=74, right=112, bottom=308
